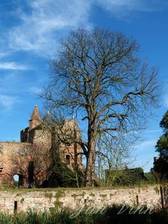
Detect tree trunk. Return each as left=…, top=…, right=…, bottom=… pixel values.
left=85, top=125, right=96, bottom=186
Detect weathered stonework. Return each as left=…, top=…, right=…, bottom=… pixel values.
left=0, top=142, right=32, bottom=186
left=0, top=106, right=83, bottom=187
left=0, top=186, right=161, bottom=214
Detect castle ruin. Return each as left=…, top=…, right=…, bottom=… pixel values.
left=0, top=106, right=83, bottom=187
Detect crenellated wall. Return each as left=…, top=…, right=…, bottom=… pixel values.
left=0, top=186, right=162, bottom=214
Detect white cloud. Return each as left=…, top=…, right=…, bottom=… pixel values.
left=96, top=0, right=168, bottom=17
left=29, top=86, right=42, bottom=95
left=132, top=138, right=158, bottom=171
left=8, top=0, right=91, bottom=55
left=97, top=0, right=142, bottom=10
left=0, top=62, right=29, bottom=70
left=0, top=95, right=18, bottom=110
left=0, top=52, right=10, bottom=59
left=163, top=94, right=168, bottom=108
left=145, top=129, right=160, bottom=134
left=162, top=82, right=168, bottom=108
left=134, top=139, right=156, bottom=150
left=6, top=0, right=168, bottom=56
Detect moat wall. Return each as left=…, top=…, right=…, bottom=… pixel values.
left=0, top=186, right=162, bottom=214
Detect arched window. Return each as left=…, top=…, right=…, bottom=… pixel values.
left=65, top=155, right=71, bottom=165
left=13, top=174, right=23, bottom=187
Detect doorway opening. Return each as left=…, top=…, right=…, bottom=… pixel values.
left=28, top=161, right=34, bottom=188
left=13, top=174, right=24, bottom=187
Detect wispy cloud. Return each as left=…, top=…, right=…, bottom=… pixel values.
left=0, top=0, right=167, bottom=61
left=8, top=0, right=91, bottom=55
left=161, top=82, right=168, bottom=108
left=164, top=97, right=168, bottom=108
left=0, top=95, right=18, bottom=110
left=29, top=86, right=42, bottom=95
left=96, top=0, right=168, bottom=18
left=134, top=139, right=156, bottom=150
left=5, top=0, right=168, bottom=56
left=0, top=52, right=10, bottom=59
left=132, top=138, right=158, bottom=171
left=0, top=62, right=29, bottom=70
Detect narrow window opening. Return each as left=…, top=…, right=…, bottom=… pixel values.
left=28, top=161, right=34, bottom=188
left=65, top=155, right=71, bottom=165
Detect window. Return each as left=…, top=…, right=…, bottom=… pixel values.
left=28, top=161, right=34, bottom=188
left=65, top=155, right=70, bottom=165
left=13, top=174, right=24, bottom=186
left=0, top=162, right=3, bottom=172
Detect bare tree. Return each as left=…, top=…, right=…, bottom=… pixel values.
left=43, top=28, right=158, bottom=186
left=95, top=130, right=138, bottom=185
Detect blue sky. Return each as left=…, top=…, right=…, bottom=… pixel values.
left=0, top=0, right=168, bottom=171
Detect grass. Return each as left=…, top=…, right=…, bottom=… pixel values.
left=0, top=205, right=167, bottom=224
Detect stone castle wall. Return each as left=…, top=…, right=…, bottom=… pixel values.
left=0, top=142, right=32, bottom=185
left=0, top=186, right=161, bottom=214
left=0, top=106, right=83, bottom=187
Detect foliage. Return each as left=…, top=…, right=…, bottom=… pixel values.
left=160, top=111, right=168, bottom=130
left=46, top=156, right=84, bottom=188
left=156, top=133, right=168, bottom=156
left=144, top=172, right=156, bottom=184
left=153, top=157, right=168, bottom=180
left=0, top=206, right=168, bottom=224
left=105, top=167, right=147, bottom=186
left=153, top=110, right=168, bottom=180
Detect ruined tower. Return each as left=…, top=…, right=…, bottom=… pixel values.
left=29, top=105, right=41, bottom=130
left=0, top=106, right=83, bottom=187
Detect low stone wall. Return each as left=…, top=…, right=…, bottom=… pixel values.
left=0, top=186, right=161, bottom=214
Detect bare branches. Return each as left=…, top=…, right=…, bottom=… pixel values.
left=43, top=28, right=158, bottom=186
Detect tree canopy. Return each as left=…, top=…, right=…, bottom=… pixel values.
left=153, top=111, right=168, bottom=180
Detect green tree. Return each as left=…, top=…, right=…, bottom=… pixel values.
left=43, top=28, right=158, bottom=186
left=153, top=111, right=168, bottom=180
